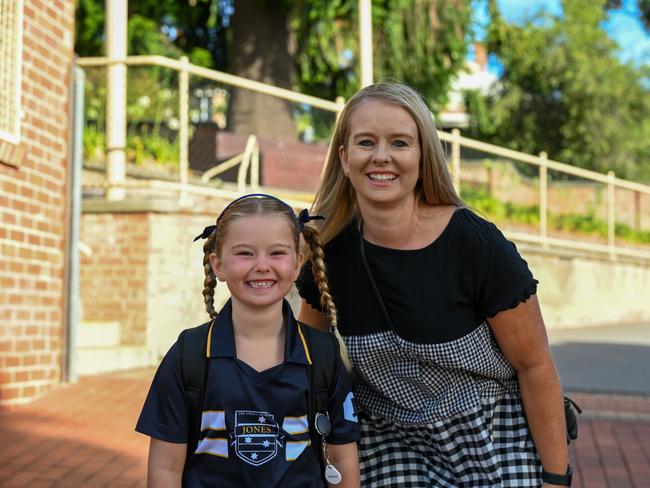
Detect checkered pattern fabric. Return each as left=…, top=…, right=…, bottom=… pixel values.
left=346, top=322, right=542, bottom=486
left=347, top=322, right=518, bottom=423
left=358, top=399, right=542, bottom=487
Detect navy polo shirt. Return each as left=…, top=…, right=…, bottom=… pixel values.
left=136, top=299, right=360, bottom=488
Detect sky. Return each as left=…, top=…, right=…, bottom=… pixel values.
left=472, top=0, right=650, bottom=68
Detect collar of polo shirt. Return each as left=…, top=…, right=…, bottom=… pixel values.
left=207, top=299, right=312, bottom=366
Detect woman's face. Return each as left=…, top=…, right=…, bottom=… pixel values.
left=339, top=99, right=421, bottom=210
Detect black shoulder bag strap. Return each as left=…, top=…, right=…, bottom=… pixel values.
left=177, top=321, right=211, bottom=465
left=300, top=322, right=339, bottom=474
left=358, top=221, right=397, bottom=333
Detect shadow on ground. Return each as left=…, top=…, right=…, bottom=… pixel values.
left=551, top=342, right=650, bottom=395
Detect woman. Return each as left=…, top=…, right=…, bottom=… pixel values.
left=297, top=83, right=571, bottom=487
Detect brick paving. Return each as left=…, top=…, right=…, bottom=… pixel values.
left=1, top=370, right=649, bottom=487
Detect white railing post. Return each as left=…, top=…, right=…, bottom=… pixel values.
left=178, top=56, right=190, bottom=206
left=539, top=151, right=548, bottom=246
left=451, top=129, right=461, bottom=196
left=358, top=0, right=373, bottom=87
left=608, top=170, right=616, bottom=257
left=105, top=0, right=127, bottom=201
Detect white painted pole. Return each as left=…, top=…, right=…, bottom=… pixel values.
left=607, top=170, right=616, bottom=257
left=539, top=151, right=548, bottom=244
left=451, top=129, right=461, bottom=196
left=359, top=0, right=373, bottom=87
left=106, top=0, right=127, bottom=201
left=179, top=56, right=190, bottom=206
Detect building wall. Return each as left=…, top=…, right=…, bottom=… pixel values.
left=80, top=214, right=150, bottom=346
left=527, top=249, right=650, bottom=329
left=0, top=0, right=75, bottom=405
left=79, top=198, right=233, bottom=368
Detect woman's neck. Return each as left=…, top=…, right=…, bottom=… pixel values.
left=358, top=197, right=422, bottom=248
left=358, top=198, right=456, bottom=250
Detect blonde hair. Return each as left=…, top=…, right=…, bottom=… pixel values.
left=313, top=82, right=463, bottom=243
left=200, top=195, right=350, bottom=367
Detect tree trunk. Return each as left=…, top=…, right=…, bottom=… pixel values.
left=227, top=0, right=297, bottom=142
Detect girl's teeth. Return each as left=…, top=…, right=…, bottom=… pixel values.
left=249, top=281, right=274, bottom=288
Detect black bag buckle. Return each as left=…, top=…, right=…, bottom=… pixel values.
left=564, top=395, right=582, bottom=444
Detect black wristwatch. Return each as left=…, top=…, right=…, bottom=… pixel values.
left=542, top=465, right=573, bottom=486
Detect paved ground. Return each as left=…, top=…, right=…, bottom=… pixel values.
left=0, top=323, right=649, bottom=487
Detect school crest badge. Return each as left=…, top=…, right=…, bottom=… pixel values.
left=230, top=410, right=284, bottom=466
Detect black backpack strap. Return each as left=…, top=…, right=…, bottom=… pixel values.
left=177, top=321, right=211, bottom=465
left=299, top=322, right=340, bottom=472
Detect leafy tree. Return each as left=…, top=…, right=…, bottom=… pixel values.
left=465, top=0, right=650, bottom=180
left=75, top=1, right=473, bottom=141
left=293, top=0, right=472, bottom=110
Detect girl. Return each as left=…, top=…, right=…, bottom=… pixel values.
left=297, top=83, right=571, bottom=487
left=136, top=194, right=360, bottom=488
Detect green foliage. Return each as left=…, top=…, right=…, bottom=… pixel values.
left=127, top=134, right=180, bottom=167
left=292, top=0, right=472, bottom=109
left=462, top=185, right=540, bottom=225
left=465, top=0, right=650, bottom=181
left=75, top=0, right=225, bottom=68
left=462, top=184, right=650, bottom=245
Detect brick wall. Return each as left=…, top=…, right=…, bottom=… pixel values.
left=80, top=214, right=150, bottom=346
left=79, top=206, right=231, bottom=363
left=0, top=0, right=75, bottom=405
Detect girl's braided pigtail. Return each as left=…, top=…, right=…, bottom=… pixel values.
left=301, top=225, right=352, bottom=370
left=202, top=233, right=218, bottom=319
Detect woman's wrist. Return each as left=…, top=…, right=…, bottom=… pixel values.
left=541, top=465, right=573, bottom=486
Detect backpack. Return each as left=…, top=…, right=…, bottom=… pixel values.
left=176, top=319, right=340, bottom=470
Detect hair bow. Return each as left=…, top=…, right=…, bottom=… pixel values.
left=193, top=225, right=217, bottom=242
left=297, top=208, right=325, bottom=233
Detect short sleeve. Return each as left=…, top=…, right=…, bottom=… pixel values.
left=474, top=224, right=538, bottom=319
left=295, top=262, right=323, bottom=312
left=135, top=341, right=189, bottom=443
left=325, top=357, right=361, bottom=445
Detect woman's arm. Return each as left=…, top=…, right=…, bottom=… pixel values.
left=147, top=437, right=186, bottom=488
left=327, top=442, right=360, bottom=488
left=488, top=295, right=569, bottom=483
left=298, top=299, right=330, bottom=331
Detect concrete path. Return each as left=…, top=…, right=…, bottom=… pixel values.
left=549, top=322, right=650, bottom=395
left=0, top=323, right=649, bottom=487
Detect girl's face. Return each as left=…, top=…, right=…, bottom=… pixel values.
left=209, top=215, right=301, bottom=311
left=339, top=98, right=421, bottom=210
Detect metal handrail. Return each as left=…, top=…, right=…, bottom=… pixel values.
left=76, top=56, right=344, bottom=113
left=200, top=134, right=259, bottom=193
left=77, top=55, right=650, bottom=262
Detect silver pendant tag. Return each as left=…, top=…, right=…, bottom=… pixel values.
left=324, top=463, right=342, bottom=485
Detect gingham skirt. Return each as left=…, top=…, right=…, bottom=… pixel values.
left=357, top=396, right=542, bottom=487
left=346, top=325, right=543, bottom=486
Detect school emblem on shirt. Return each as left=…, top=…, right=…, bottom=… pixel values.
left=230, top=410, right=284, bottom=466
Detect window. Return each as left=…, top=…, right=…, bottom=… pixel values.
left=0, top=0, right=23, bottom=145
